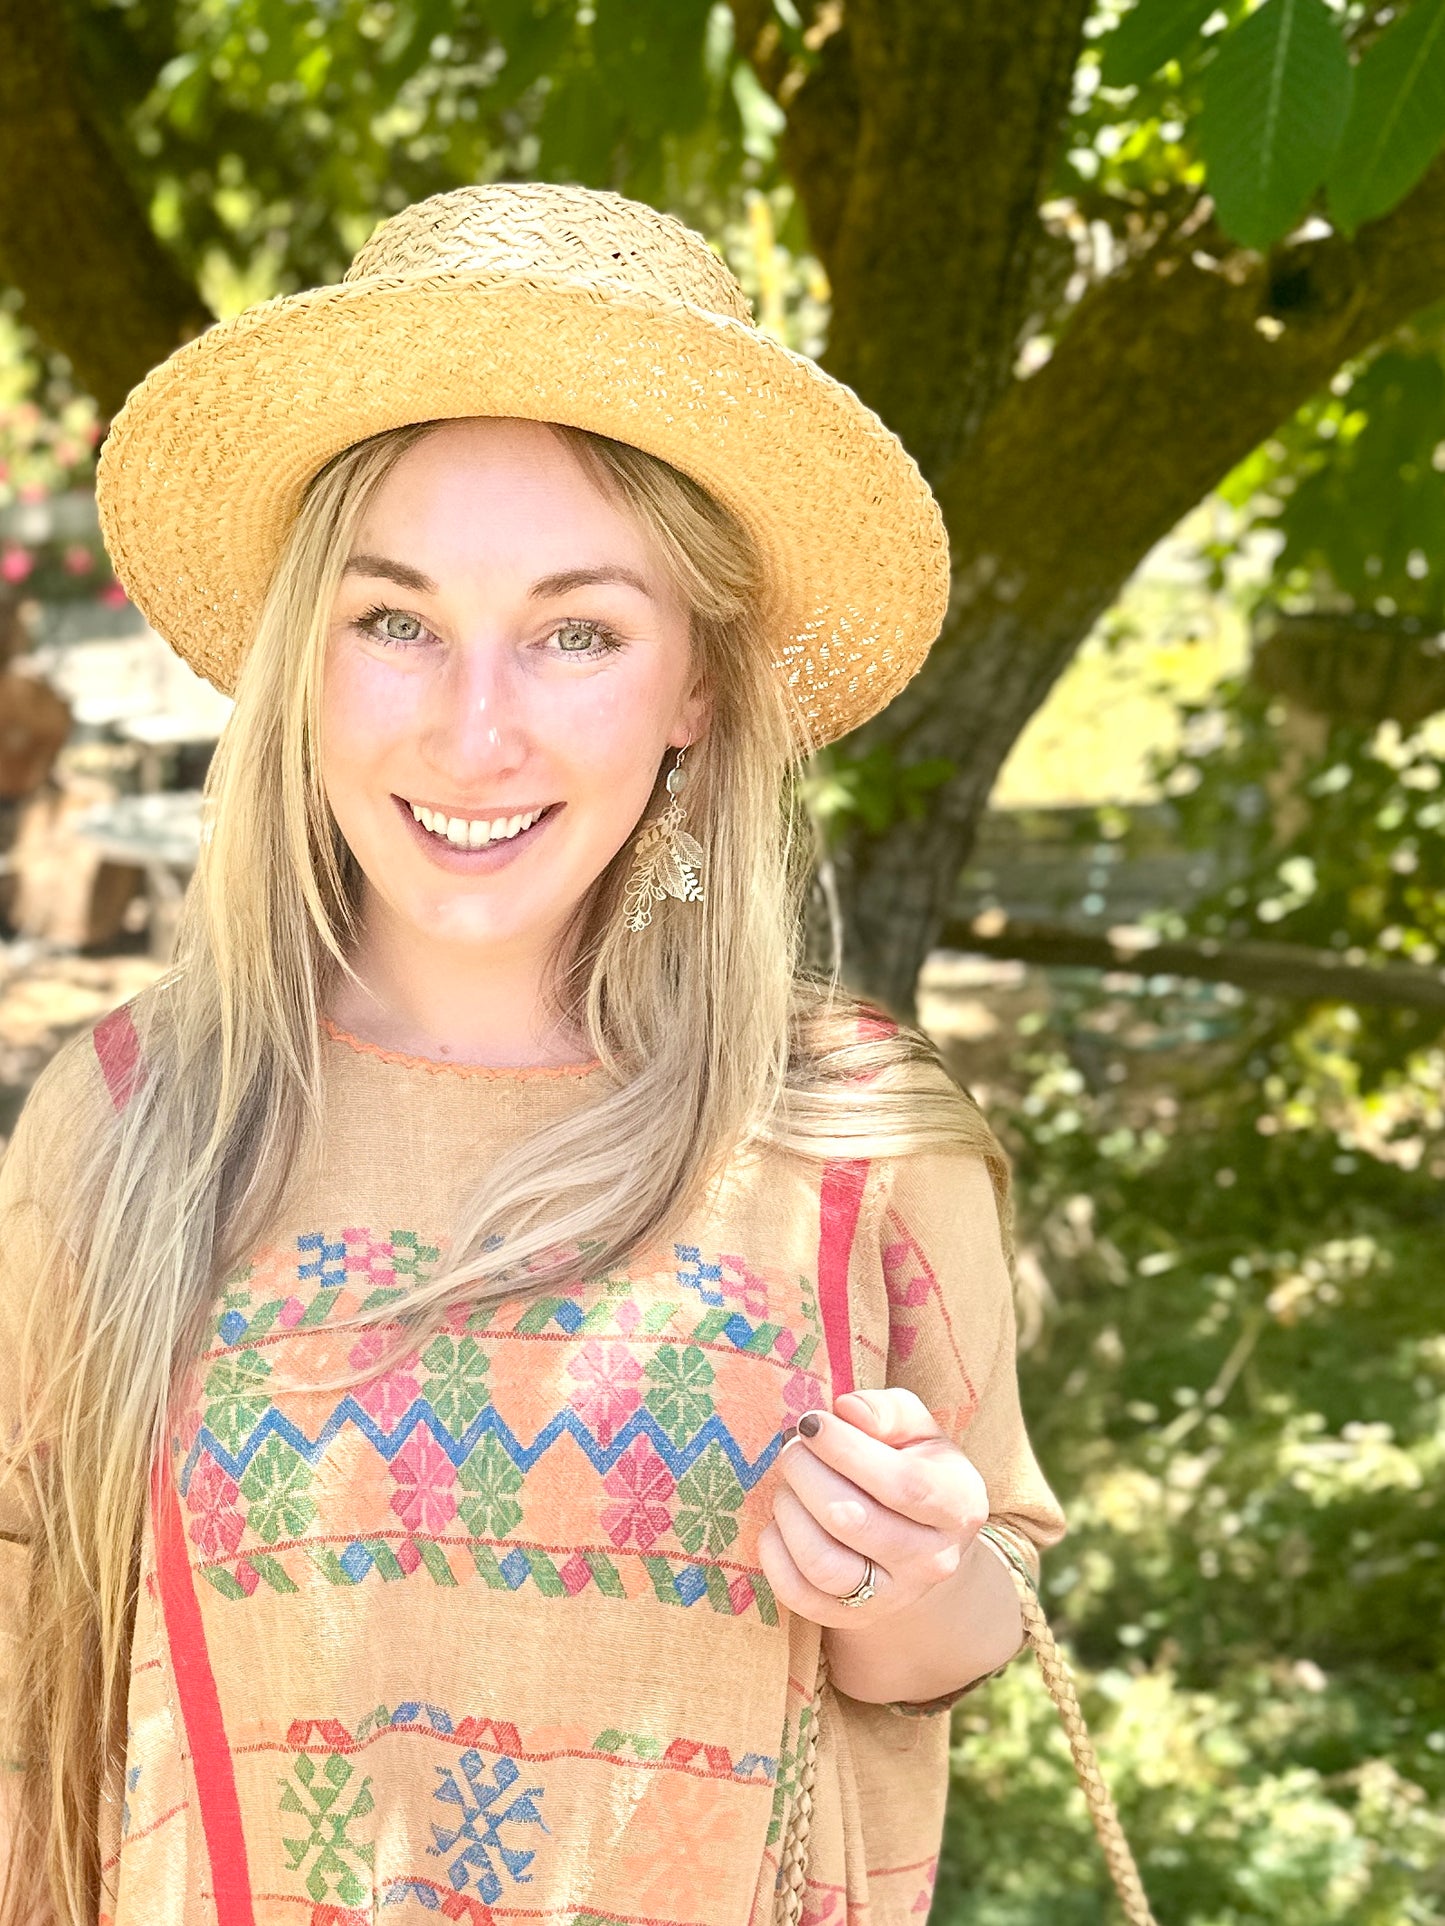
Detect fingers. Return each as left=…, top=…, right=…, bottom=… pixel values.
left=758, top=1506, right=886, bottom=1628
left=772, top=1486, right=883, bottom=1601
left=775, top=1436, right=961, bottom=1582
left=783, top=1399, right=989, bottom=1536
left=832, top=1387, right=943, bottom=1447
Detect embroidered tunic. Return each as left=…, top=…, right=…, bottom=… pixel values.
left=0, top=1008, right=1066, bottom=1926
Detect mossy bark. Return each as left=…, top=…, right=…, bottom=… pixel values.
left=0, top=0, right=210, bottom=417
left=739, top=0, right=1445, bottom=1016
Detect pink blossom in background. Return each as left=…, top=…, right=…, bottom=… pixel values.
left=0, top=547, right=33, bottom=584
left=63, top=544, right=93, bottom=576
left=99, top=582, right=129, bottom=608
left=17, top=482, right=45, bottom=504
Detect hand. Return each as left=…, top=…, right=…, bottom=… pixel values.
left=759, top=1388, right=990, bottom=1628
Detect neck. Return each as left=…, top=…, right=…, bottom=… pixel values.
left=329, top=895, right=593, bottom=1070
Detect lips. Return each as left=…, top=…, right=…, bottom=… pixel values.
left=406, top=800, right=556, bottom=849
left=393, top=794, right=562, bottom=868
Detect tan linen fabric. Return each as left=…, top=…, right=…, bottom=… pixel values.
left=0, top=1013, right=1065, bottom=1926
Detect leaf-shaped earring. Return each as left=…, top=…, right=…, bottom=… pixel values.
left=623, top=744, right=705, bottom=932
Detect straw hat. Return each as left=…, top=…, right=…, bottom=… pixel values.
left=95, top=182, right=949, bottom=750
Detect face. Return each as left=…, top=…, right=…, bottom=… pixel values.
left=320, top=417, right=707, bottom=959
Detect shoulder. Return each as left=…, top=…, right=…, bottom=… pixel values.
left=1, top=997, right=150, bottom=1206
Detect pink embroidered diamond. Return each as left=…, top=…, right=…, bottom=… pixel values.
left=567, top=1338, right=644, bottom=1448
left=601, top=1435, right=676, bottom=1551
left=389, top=1430, right=458, bottom=1533
left=783, top=1367, right=826, bottom=1428
left=559, top=1551, right=594, bottom=1596
left=728, top=1573, right=756, bottom=1615
left=350, top=1329, right=422, bottom=1428
left=718, top=1252, right=771, bottom=1320
left=186, top=1452, right=244, bottom=1560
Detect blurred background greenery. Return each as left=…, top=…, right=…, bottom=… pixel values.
left=3, top=1, right=1445, bottom=1919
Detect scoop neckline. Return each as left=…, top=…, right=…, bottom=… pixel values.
left=322, top=1016, right=605, bottom=1081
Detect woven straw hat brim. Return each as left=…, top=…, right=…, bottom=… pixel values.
left=96, top=266, right=949, bottom=750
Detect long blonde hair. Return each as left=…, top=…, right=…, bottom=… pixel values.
left=2, top=418, right=1006, bottom=1925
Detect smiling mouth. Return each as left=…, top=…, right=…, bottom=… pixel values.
left=403, top=799, right=559, bottom=850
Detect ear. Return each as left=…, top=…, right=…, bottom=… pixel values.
left=672, top=676, right=713, bottom=750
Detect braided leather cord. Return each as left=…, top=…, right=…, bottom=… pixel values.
left=773, top=1537, right=1158, bottom=1926
left=774, top=1646, right=826, bottom=1926
left=996, top=1545, right=1158, bottom=1926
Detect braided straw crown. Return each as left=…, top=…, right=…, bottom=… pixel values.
left=96, top=182, right=950, bottom=749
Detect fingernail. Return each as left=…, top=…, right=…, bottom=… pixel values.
left=797, top=1411, right=823, bottom=1439
left=779, top=1424, right=798, bottom=1445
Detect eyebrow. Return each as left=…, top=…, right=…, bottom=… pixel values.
left=342, top=553, right=438, bottom=593
left=529, top=565, right=655, bottom=600
left=341, top=555, right=656, bottom=600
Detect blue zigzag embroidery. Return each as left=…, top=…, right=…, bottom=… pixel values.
left=181, top=1397, right=783, bottom=1498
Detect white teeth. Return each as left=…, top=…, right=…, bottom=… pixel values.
left=409, top=803, right=547, bottom=847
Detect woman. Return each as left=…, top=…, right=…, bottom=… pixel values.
left=0, top=184, right=1065, bottom=1926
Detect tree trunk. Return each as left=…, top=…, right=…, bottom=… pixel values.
left=829, top=592, right=1107, bottom=1014
left=0, top=0, right=210, bottom=416
left=738, top=8, right=1445, bottom=1019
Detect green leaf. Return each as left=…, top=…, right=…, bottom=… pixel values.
left=1327, top=0, right=1445, bottom=234
left=1100, top=0, right=1219, bottom=89
left=1199, top=0, right=1353, bottom=250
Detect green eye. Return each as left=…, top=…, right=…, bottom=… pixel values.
left=356, top=605, right=426, bottom=646
left=556, top=620, right=599, bottom=652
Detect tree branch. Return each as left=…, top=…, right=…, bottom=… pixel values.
left=940, top=913, right=1445, bottom=1015
left=828, top=158, right=1445, bottom=1014
left=938, top=154, right=1445, bottom=623
left=0, top=0, right=211, bottom=415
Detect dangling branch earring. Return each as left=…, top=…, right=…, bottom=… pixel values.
left=623, top=742, right=705, bottom=932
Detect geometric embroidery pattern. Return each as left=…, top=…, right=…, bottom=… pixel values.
left=282, top=1701, right=776, bottom=1785
left=428, top=1750, right=548, bottom=1900
left=181, top=1228, right=815, bottom=1625
left=277, top=1752, right=375, bottom=1905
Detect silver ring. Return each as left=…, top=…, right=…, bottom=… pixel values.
left=835, top=1555, right=876, bottom=1608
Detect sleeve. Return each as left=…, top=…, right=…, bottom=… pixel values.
left=871, top=1137, right=1067, bottom=1714
left=0, top=1028, right=107, bottom=1772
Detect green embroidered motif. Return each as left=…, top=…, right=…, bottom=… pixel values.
left=390, top=1229, right=440, bottom=1282
left=239, top=1436, right=316, bottom=1542
left=279, top=1752, right=375, bottom=1905
left=420, top=1333, right=492, bottom=1434
left=202, top=1352, right=272, bottom=1453
left=766, top=1694, right=816, bottom=1848
left=642, top=1344, right=714, bottom=1445
left=457, top=1434, right=524, bottom=1538
left=674, top=1443, right=744, bottom=1557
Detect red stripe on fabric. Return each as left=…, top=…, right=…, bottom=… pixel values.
left=817, top=1158, right=870, bottom=1398
left=93, top=1005, right=145, bottom=1114
left=151, top=1464, right=255, bottom=1925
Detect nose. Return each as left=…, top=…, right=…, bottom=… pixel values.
left=416, top=637, right=527, bottom=786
